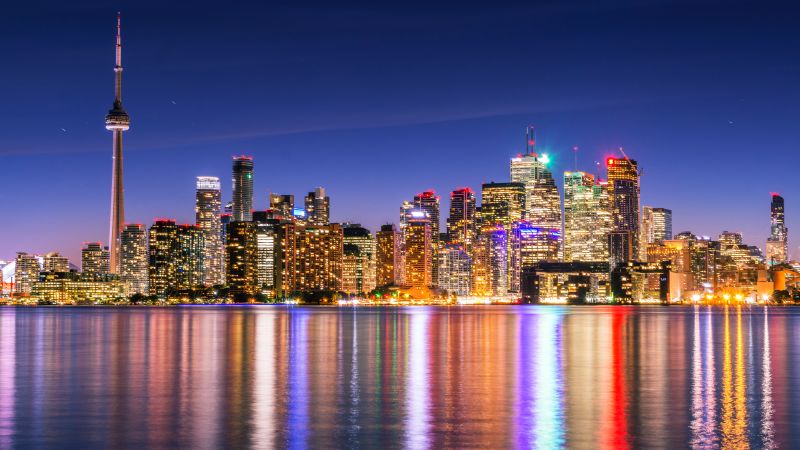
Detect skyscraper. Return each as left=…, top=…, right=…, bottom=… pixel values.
left=641, top=207, right=673, bottom=246
left=148, top=220, right=205, bottom=297
left=509, top=127, right=561, bottom=230
left=446, top=188, right=477, bottom=252
left=607, top=157, right=641, bottom=262
left=766, top=193, right=788, bottom=265
left=414, top=191, right=441, bottom=286
left=225, top=221, right=259, bottom=299
left=270, top=193, right=295, bottom=219
left=232, top=156, right=254, bottom=222
left=487, top=225, right=508, bottom=296
left=343, top=224, right=376, bottom=293
left=196, top=176, right=224, bottom=285
left=298, top=224, right=344, bottom=293
left=43, top=252, right=70, bottom=273
left=105, top=14, right=130, bottom=274
left=480, top=182, right=525, bottom=232
left=305, top=187, right=330, bottom=226
left=252, top=215, right=276, bottom=295
left=563, top=172, right=612, bottom=262
left=376, top=224, right=401, bottom=287
left=82, top=243, right=110, bottom=275
left=509, top=221, right=561, bottom=291
left=120, top=224, right=148, bottom=294
left=404, top=217, right=433, bottom=295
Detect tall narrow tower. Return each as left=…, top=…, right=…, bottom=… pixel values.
left=106, top=13, right=130, bottom=273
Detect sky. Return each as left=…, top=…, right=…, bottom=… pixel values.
left=1, top=0, right=799, bottom=263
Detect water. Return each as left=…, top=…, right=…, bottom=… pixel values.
left=0, top=305, right=796, bottom=449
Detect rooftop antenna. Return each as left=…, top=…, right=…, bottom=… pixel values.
left=525, top=125, right=536, bottom=156
left=572, top=146, right=579, bottom=172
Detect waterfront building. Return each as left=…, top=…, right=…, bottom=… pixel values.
left=196, top=176, right=223, bottom=285
left=404, top=217, right=433, bottom=295
left=43, top=252, right=70, bottom=273
left=232, top=156, right=254, bottom=221
left=274, top=222, right=301, bottom=297
left=148, top=220, right=205, bottom=297
left=607, top=157, right=641, bottom=262
left=563, top=172, right=612, bottom=262
left=31, top=272, right=125, bottom=304
left=343, top=224, right=376, bottom=293
left=510, top=221, right=561, bottom=291
left=252, top=215, right=276, bottom=295
left=446, top=188, right=477, bottom=253
left=305, top=187, right=330, bottom=226
left=521, top=262, right=611, bottom=304
left=376, top=224, right=402, bottom=286
left=105, top=14, right=130, bottom=274
left=437, top=244, right=471, bottom=296
left=470, top=233, right=491, bottom=296
left=298, top=224, right=344, bottom=293
left=119, top=224, right=148, bottom=294
left=13, top=252, right=41, bottom=296
left=766, top=193, right=788, bottom=265
left=82, top=242, right=110, bottom=275
left=225, top=221, right=259, bottom=299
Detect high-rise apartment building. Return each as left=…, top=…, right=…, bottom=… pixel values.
left=404, top=217, right=432, bottom=294
left=480, top=182, right=525, bottom=232
left=225, top=221, right=259, bottom=299
left=446, top=188, right=476, bottom=252
left=252, top=215, right=276, bottom=295
left=510, top=221, right=561, bottom=292
left=376, top=224, right=401, bottom=286
left=43, top=252, right=70, bottom=273
left=119, top=224, right=148, bottom=294
left=148, top=220, right=204, bottom=297
left=196, top=176, right=223, bottom=285
left=343, top=224, right=376, bottom=293
left=232, top=156, right=254, bottom=222
left=563, top=172, right=612, bottom=262
left=305, top=187, right=330, bottom=226
left=487, top=225, right=508, bottom=296
left=470, top=233, right=491, bottom=296
left=269, top=194, right=295, bottom=219
left=437, top=244, right=471, bottom=296
left=298, top=224, right=344, bottom=292
left=82, top=242, right=110, bottom=275
left=766, top=193, right=788, bottom=265
left=13, top=252, right=41, bottom=296
left=414, top=191, right=441, bottom=287
left=641, top=206, right=673, bottom=246
left=607, top=157, right=641, bottom=262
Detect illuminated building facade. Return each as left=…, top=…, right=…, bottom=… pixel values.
left=607, top=157, right=641, bottom=262
left=470, top=233, right=491, bottom=296
left=437, top=244, right=471, bottom=296
left=13, top=252, right=40, bottom=296
left=305, top=187, right=330, bottom=226
left=298, top=224, right=343, bottom=292
left=82, top=242, right=110, bottom=275
left=766, top=193, right=788, bottom=265
left=522, top=262, right=610, bottom=304
left=119, top=224, right=148, bottom=294
left=481, top=182, right=525, bottom=233
left=43, top=252, right=70, bottom=273
left=148, top=220, right=205, bottom=297
left=225, top=221, right=259, bottom=298
left=403, top=218, right=432, bottom=293
left=487, top=225, right=508, bottom=295
left=641, top=206, right=672, bottom=245
left=252, top=218, right=276, bottom=295
left=510, top=221, right=561, bottom=292
left=195, top=176, right=223, bottom=285
left=414, top=191, right=441, bottom=286
left=343, top=224, right=376, bottom=293
left=31, top=272, right=125, bottom=304
left=509, top=127, right=561, bottom=229
left=446, top=188, right=476, bottom=253
left=563, top=172, right=612, bottom=262
left=376, top=224, right=401, bottom=286
left=274, top=222, right=300, bottom=297
left=232, top=156, right=254, bottom=222
left=270, top=194, right=295, bottom=219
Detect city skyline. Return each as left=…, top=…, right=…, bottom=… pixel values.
left=2, top=2, right=800, bottom=264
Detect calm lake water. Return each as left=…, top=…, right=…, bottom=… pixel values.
left=0, top=305, right=796, bottom=449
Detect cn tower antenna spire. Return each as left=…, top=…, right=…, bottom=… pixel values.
left=114, top=12, right=123, bottom=104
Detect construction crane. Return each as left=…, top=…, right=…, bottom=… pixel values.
left=616, top=146, right=644, bottom=177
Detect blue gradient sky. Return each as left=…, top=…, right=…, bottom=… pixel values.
left=2, top=0, right=799, bottom=263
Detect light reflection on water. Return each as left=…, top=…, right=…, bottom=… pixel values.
left=0, top=306, right=797, bottom=448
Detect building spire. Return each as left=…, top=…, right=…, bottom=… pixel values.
left=525, top=125, right=536, bottom=156
left=114, top=12, right=123, bottom=104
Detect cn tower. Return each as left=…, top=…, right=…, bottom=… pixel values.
left=105, top=13, right=129, bottom=273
